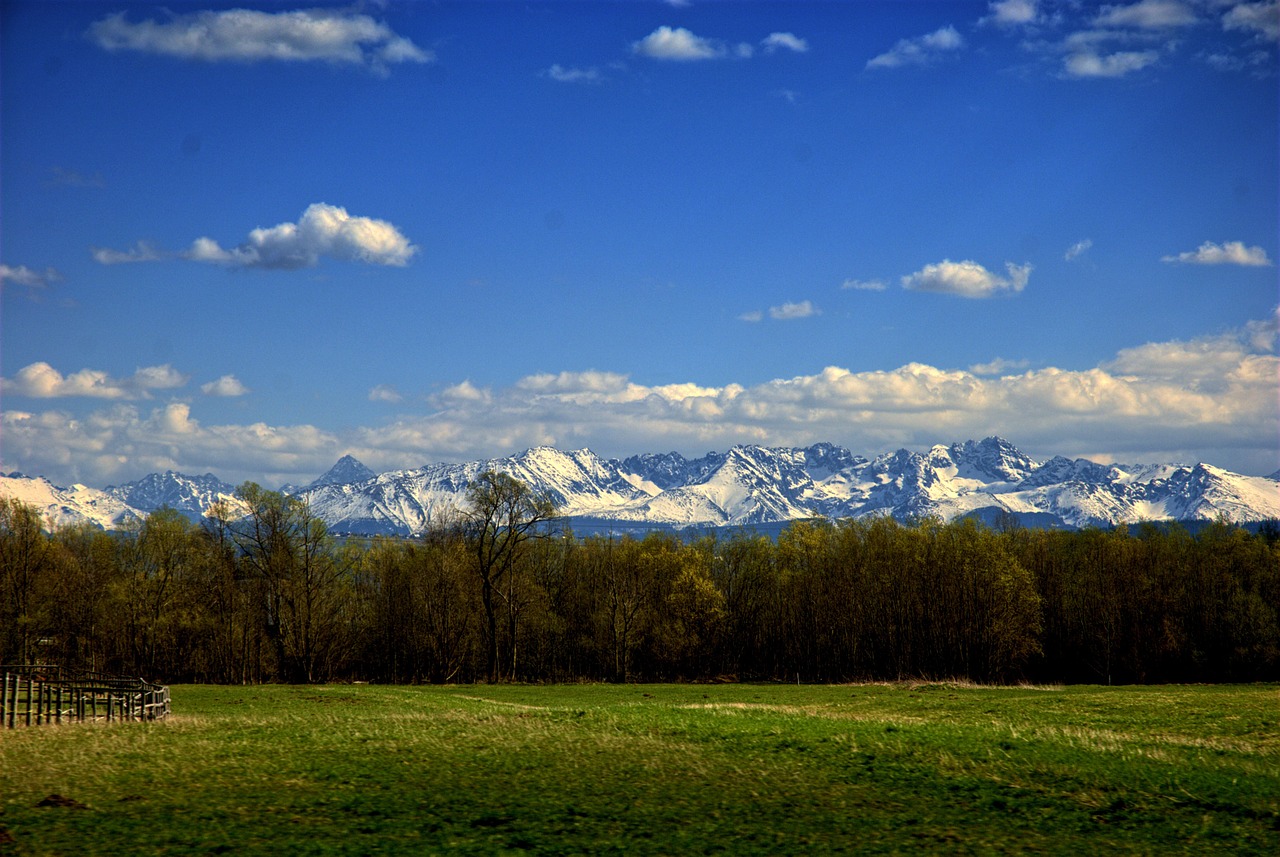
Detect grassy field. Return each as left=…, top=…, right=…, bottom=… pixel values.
left=1, top=683, right=1277, bottom=855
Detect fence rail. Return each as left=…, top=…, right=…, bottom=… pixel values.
left=1, top=665, right=170, bottom=728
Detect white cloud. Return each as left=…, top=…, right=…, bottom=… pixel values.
left=986, top=0, right=1041, bottom=27
left=1224, top=2, right=1280, bottom=41
left=1162, top=240, right=1273, bottom=266
left=544, top=64, right=602, bottom=83
left=87, top=8, right=432, bottom=71
left=842, top=278, right=887, bottom=291
left=1064, top=238, right=1094, bottom=260
left=0, top=264, right=60, bottom=288
left=1095, top=0, right=1199, bottom=29
left=1064, top=49, right=1161, bottom=77
left=201, top=375, right=250, bottom=397
left=437, top=380, right=492, bottom=405
left=633, top=26, right=725, bottom=61
left=770, top=300, right=820, bottom=320
left=2, top=362, right=188, bottom=399
left=901, top=260, right=1032, bottom=298
left=91, top=240, right=162, bottom=265
left=7, top=319, right=1278, bottom=485
left=762, top=32, right=809, bottom=53
left=369, top=384, right=403, bottom=403
left=738, top=310, right=764, bottom=323
left=969, top=358, right=1031, bottom=375
left=182, top=203, right=416, bottom=269
left=1, top=404, right=340, bottom=487
left=867, top=26, right=965, bottom=70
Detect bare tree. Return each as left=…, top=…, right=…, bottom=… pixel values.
left=463, top=471, right=558, bottom=682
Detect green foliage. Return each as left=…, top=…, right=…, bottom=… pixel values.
left=0, top=683, right=1276, bottom=855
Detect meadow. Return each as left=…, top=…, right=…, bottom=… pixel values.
left=1, top=683, right=1277, bottom=855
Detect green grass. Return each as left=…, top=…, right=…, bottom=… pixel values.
left=1, top=683, right=1277, bottom=855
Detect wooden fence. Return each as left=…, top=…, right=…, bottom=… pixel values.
left=1, top=665, right=170, bottom=729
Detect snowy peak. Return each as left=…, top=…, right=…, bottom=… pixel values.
left=4, top=439, right=1278, bottom=535
left=0, top=474, right=140, bottom=530
left=621, top=451, right=694, bottom=490
left=107, top=471, right=242, bottom=522
left=307, top=455, right=376, bottom=489
left=944, top=436, right=1038, bottom=483
left=482, top=447, right=647, bottom=512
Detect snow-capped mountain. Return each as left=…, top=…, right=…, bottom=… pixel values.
left=106, top=471, right=243, bottom=523
left=0, top=473, right=140, bottom=530
left=3, top=438, right=1278, bottom=534
left=306, top=454, right=377, bottom=490
left=299, top=447, right=652, bottom=535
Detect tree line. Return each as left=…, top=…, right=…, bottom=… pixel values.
left=2, top=472, right=1277, bottom=685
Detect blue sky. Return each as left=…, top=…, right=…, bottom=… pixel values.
left=2, top=0, right=1277, bottom=487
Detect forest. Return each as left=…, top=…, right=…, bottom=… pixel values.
left=2, top=471, right=1277, bottom=686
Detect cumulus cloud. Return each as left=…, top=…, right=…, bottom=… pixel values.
left=97, top=203, right=419, bottom=271
left=969, top=357, right=1031, bottom=375
left=187, top=203, right=415, bottom=269
left=762, top=32, right=809, bottom=53
left=2, top=362, right=188, bottom=399
left=369, top=384, right=403, bottom=403
left=8, top=319, right=1279, bottom=485
left=201, top=375, right=250, bottom=397
left=769, top=301, right=820, bottom=320
left=1224, top=2, right=1280, bottom=42
left=0, top=264, right=61, bottom=288
left=738, top=310, right=764, bottom=323
left=1, top=403, right=341, bottom=487
left=632, top=26, right=725, bottom=60
left=1064, top=238, right=1094, bottom=260
left=842, top=278, right=887, bottom=291
left=901, top=260, right=1032, bottom=298
left=1095, top=0, right=1198, bottom=29
left=1162, top=240, right=1273, bottom=266
left=344, top=318, right=1280, bottom=478
left=1010, top=1, right=1270, bottom=79
left=866, top=26, right=965, bottom=69
left=87, top=8, right=432, bottom=71
left=544, top=64, right=602, bottom=83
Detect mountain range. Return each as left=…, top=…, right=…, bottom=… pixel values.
left=3, top=438, right=1278, bottom=534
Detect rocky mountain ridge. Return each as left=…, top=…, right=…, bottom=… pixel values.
left=3, top=437, right=1278, bottom=534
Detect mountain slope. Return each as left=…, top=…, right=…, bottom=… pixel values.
left=0, top=474, right=141, bottom=530
left=107, top=471, right=243, bottom=522
left=4, top=438, right=1277, bottom=534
